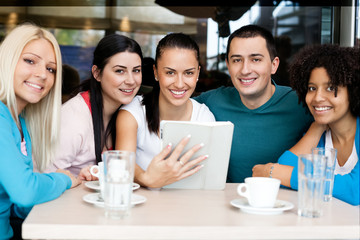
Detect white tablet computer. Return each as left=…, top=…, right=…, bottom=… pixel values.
left=160, top=120, right=234, bottom=190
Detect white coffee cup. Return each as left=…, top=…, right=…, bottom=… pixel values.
left=90, top=162, right=104, bottom=198
left=237, top=177, right=281, bottom=208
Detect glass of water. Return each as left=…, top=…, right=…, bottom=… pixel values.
left=102, top=150, right=135, bottom=219
left=312, top=147, right=337, bottom=202
left=298, top=153, right=327, bottom=218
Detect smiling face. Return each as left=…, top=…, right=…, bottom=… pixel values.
left=94, top=51, right=142, bottom=109
left=14, top=38, right=57, bottom=113
left=306, top=67, right=351, bottom=125
left=226, top=36, right=279, bottom=109
left=154, top=47, right=200, bottom=108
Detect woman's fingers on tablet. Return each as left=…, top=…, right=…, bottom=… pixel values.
left=168, top=135, right=191, bottom=162
left=154, top=142, right=173, bottom=163
left=181, top=153, right=207, bottom=171
left=177, top=163, right=204, bottom=180
left=177, top=142, right=204, bottom=166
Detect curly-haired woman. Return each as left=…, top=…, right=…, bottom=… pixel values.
left=252, top=44, right=359, bottom=206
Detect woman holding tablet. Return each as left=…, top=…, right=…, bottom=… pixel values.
left=116, top=33, right=215, bottom=188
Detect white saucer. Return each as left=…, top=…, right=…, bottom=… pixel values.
left=83, top=193, right=146, bottom=207
left=85, top=181, right=140, bottom=191
left=230, top=198, right=294, bottom=215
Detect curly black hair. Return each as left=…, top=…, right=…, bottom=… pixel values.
left=290, top=44, right=360, bottom=117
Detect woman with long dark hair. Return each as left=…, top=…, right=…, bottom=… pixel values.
left=116, top=33, right=215, bottom=188
left=48, top=34, right=143, bottom=176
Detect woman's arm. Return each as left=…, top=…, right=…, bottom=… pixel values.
left=115, top=110, right=138, bottom=152
left=252, top=163, right=293, bottom=187
left=0, top=115, right=78, bottom=207
left=115, top=109, right=145, bottom=185
left=290, top=121, right=327, bottom=155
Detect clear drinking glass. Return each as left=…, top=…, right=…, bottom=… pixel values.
left=102, top=150, right=135, bottom=219
left=298, top=153, right=326, bottom=218
left=312, top=147, right=337, bottom=202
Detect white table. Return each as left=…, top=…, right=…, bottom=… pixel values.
left=22, top=183, right=360, bottom=239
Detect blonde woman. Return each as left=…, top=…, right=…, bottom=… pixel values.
left=0, top=24, right=80, bottom=239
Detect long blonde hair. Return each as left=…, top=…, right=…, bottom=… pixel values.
left=0, top=23, right=62, bottom=171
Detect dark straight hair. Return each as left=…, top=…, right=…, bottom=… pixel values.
left=142, top=32, right=200, bottom=134
left=75, top=34, right=143, bottom=163
left=226, top=24, right=277, bottom=61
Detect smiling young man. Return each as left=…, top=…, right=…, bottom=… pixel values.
left=194, top=25, right=313, bottom=183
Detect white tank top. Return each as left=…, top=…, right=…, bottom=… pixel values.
left=325, top=130, right=358, bottom=175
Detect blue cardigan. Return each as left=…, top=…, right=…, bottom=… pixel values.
left=0, top=101, right=71, bottom=239
left=278, top=117, right=360, bottom=206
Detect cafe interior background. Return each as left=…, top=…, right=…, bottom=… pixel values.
left=0, top=0, right=359, bottom=93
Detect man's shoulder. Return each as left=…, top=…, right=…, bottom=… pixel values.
left=194, top=86, right=237, bottom=102
left=272, top=85, right=313, bottom=123
left=274, top=85, right=300, bottom=103
left=275, top=84, right=296, bottom=95
left=205, top=86, right=237, bottom=94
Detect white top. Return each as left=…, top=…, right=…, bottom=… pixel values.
left=325, top=129, right=358, bottom=175
left=46, top=93, right=96, bottom=176
left=120, top=95, right=215, bottom=171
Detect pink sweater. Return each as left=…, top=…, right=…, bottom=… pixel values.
left=45, top=93, right=96, bottom=176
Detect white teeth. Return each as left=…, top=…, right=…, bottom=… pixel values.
left=26, top=82, right=42, bottom=89
left=170, top=90, right=185, bottom=95
left=315, top=106, right=331, bottom=111
left=241, top=79, right=255, bottom=83
left=121, top=89, right=133, bottom=93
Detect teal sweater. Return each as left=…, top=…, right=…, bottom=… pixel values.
left=194, top=83, right=313, bottom=183
left=278, top=117, right=360, bottom=206
left=0, top=101, right=71, bottom=239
